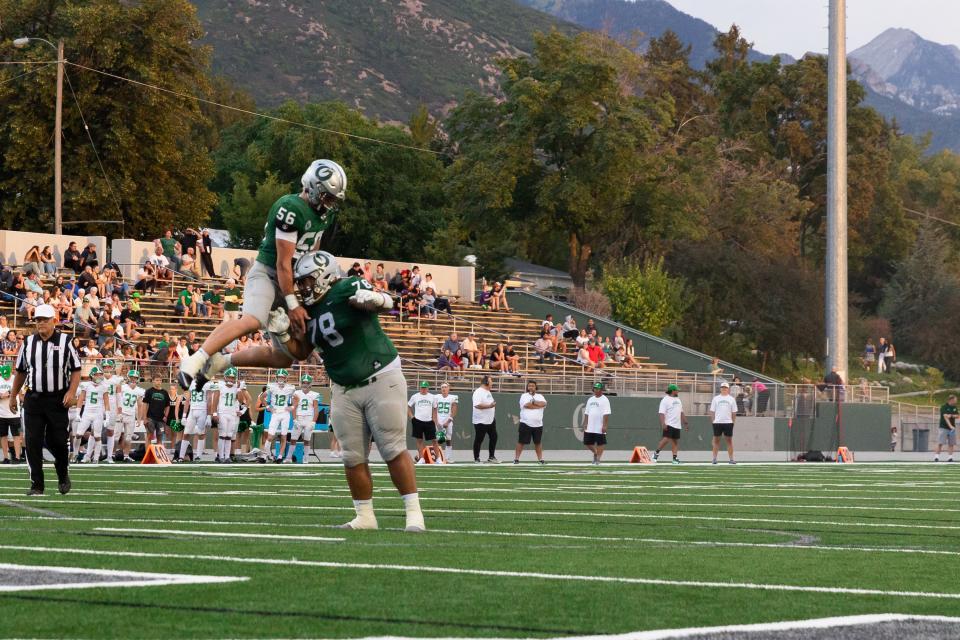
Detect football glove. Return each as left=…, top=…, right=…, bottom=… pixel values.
left=267, top=308, right=291, bottom=343
left=348, top=289, right=392, bottom=312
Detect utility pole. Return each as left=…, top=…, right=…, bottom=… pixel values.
left=54, top=38, right=64, bottom=235
left=826, top=0, right=848, bottom=380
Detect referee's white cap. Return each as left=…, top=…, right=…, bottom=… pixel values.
left=34, top=304, right=56, bottom=319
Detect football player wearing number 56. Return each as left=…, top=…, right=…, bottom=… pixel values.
left=229, top=251, right=425, bottom=532
left=177, top=159, right=347, bottom=391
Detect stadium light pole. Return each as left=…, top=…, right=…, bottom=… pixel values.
left=825, top=0, right=848, bottom=381
left=13, top=36, right=64, bottom=235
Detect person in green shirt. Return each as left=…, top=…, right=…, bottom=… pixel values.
left=178, top=159, right=347, bottom=390
left=158, top=230, right=181, bottom=271
left=227, top=250, right=425, bottom=533
left=203, top=285, right=224, bottom=320
left=175, top=284, right=196, bottom=318
left=936, top=394, right=957, bottom=462
left=223, top=279, right=242, bottom=322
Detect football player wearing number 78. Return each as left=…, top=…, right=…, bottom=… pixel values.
left=228, top=250, right=425, bottom=532
left=177, top=159, right=347, bottom=391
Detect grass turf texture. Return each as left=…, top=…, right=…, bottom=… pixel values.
left=0, top=463, right=959, bottom=638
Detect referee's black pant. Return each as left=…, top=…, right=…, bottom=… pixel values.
left=24, top=392, right=70, bottom=492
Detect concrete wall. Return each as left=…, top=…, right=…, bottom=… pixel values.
left=0, top=231, right=107, bottom=269
left=109, top=239, right=475, bottom=299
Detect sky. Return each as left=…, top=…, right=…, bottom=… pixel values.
left=665, top=0, right=960, bottom=57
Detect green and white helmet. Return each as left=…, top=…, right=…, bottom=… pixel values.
left=294, top=251, right=341, bottom=306
left=127, top=370, right=140, bottom=380
left=276, top=368, right=288, bottom=381
left=302, top=159, right=347, bottom=211
left=102, top=359, right=115, bottom=372
left=90, top=366, right=103, bottom=381
left=224, top=367, right=238, bottom=384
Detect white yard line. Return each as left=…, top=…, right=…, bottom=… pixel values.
left=0, top=546, right=956, bottom=601
left=0, top=562, right=245, bottom=592
left=94, top=527, right=344, bottom=542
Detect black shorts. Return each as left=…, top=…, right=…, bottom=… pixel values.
left=518, top=422, right=543, bottom=445
left=583, top=432, right=607, bottom=446
left=662, top=426, right=682, bottom=440
left=712, top=423, right=734, bottom=438
left=0, top=417, right=20, bottom=438
left=411, top=418, right=437, bottom=441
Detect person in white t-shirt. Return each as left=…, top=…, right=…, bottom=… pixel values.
left=709, top=382, right=738, bottom=465
left=432, top=383, right=458, bottom=463
left=408, top=382, right=438, bottom=462
left=472, top=375, right=499, bottom=463
left=582, top=382, right=611, bottom=465
left=654, top=384, right=688, bottom=464
left=515, top=380, right=547, bottom=464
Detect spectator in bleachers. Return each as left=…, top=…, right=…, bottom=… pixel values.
left=203, top=284, right=224, bottom=320
left=347, top=262, right=363, bottom=277
left=442, top=332, right=461, bottom=355
left=123, top=292, right=144, bottom=332
left=388, top=269, right=406, bottom=293
left=232, top=256, right=250, bottom=281
left=534, top=332, right=555, bottom=370
left=22, top=246, right=42, bottom=276
left=223, top=279, right=241, bottom=322
left=601, top=336, right=615, bottom=361
left=77, top=266, right=97, bottom=293
left=251, top=331, right=265, bottom=348
left=63, top=275, right=79, bottom=299
left=477, top=284, right=493, bottom=310
left=175, top=283, right=197, bottom=319
left=576, top=329, right=589, bottom=349
left=25, top=272, right=43, bottom=296
left=0, top=316, right=7, bottom=333
left=80, top=242, right=99, bottom=270
left=74, top=297, right=94, bottom=334
left=461, top=333, right=482, bottom=369
left=104, top=268, right=129, bottom=301
left=175, top=336, right=190, bottom=363
left=373, top=263, right=387, bottom=291
left=56, top=290, right=73, bottom=322
left=234, top=334, right=250, bottom=352
left=505, top=344, right=521, bottom=374
left=199, top=230, right=216, bottom=278
left=0, top=265, right=14, bottom=294
left=64, top=242, right=82, bottom=274
left=19, top=291, right=37, bottom=320
left=622, top=339, right=638, bottom=368
left=363, top=261, right=374, bottom=283
left=490, top=282, right=510, bottom=312
left=419, top=287, right=437, bottom=319
left=158, top=230, right=180, bottom=271
left=422, top=272, right=435, bottom=293
left=85, top=288, right=101, bottom=312
left=135, top=262, right=158, bottom=294
left=179, top=247, right=197, bottom=278
left=181, top=228, right=200, bottom=261
left=2, top=331, right=19, bottom=358
left=11, top=272, right=26, bottom=300
left=437, top=348, right=455, bottom=371
left=450, top=348, right=466, bottom=372
left=40, top=246, right=57, bottom=275
left=96, top=313, right=116, bottom=348
left=613, top=329, right=626, bottom=358
left=135, top=343, right=151, bottom=365
left=489, top=344, right=508, bottom=373
left=194, top=287, right=209, bottom=318
left=81, top=338, right=100, bottom=361
left=149, top=245, right=172, bottom=282
left=586, top=338, right=606, bottom=370
left=576, top=342, right=593, bottom=370
left=411, top=266, right=422, bottom=288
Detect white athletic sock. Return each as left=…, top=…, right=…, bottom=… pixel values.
left=93, top=440, right=102, bottom=463
left=179, top=438, right=190, bottom=460
left=402, top=493, right=425, bottom=531
left=445, top=445, right=452, bottom=459
left=106, top=435, right=115, bottom=459
left=196, top=438, right=205, bottom=460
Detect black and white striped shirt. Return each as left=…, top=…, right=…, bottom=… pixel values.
left=15, top=331, right=81, bottom=394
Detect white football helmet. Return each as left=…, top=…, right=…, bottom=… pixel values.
left=294, top=251, right=341, bottom=306
left=301, top=159, right=347, bottom=211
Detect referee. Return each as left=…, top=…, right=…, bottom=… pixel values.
left=9, top=304, right=81, bottom=496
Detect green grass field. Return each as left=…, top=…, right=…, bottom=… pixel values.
left=1, top=462, right=959, bottom=638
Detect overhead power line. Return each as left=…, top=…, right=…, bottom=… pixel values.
left=66, top=61, right=445, bottom=156
left=902, top=206, right=960, bottom=229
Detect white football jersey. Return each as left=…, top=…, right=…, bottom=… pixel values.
left=187, top=380, right=207, bottom=414
left=81, top=380, right=111, bottom=415
left=294, top=390, right=320, bottom=418
left=0, top=377, right=18, bottom=419
left=268, top=383, right=296, bottom=413
left=103, top=375, right=124, bottom=409
left=216, top=381, right=242, bottom=417
left=433, top=393, right=458, bottom=426
left=118, top=384, right=145, bottom=417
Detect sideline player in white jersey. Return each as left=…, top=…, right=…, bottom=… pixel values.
left=262, top=369, right=296, bottom=462
left=116, top=370, right=145, bottom=463
left=289, top=374, right=320, bottom=463
left=100, top=360, right=124, bottom=462
left=77, top=367, right=112, bottom=464
left=432, top=383, right=458, bottom=463
left=209, top=368, right=248, bottom=463
left=181, top=377, right=213, bottom=462
left=0, top=364, right=23, bottom=464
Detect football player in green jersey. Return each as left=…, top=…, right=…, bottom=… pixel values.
left=177, top=159, right=347, bottom=391
left=228, top=251, right=425, bottom=532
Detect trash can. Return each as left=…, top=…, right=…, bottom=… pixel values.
left=913, top=428, right=930, bottom=452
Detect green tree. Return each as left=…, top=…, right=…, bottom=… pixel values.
left=0, top=0, right=217, bottom=237
left=220, top=172, right=290, bottom=248
left=602, top=259, right=688, bottom=337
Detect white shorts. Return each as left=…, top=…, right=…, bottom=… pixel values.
left=183, top=412, right=208, bottom=436
left=330, top=368, right=408, bottom=467
left=77, top=414, right=105, bottom=438
left=437, top=420, right=454, bottom=441
left=291, top=416, right=315, bottom=441
left=117, top=414, right=138, bottom=440
left=267, top=412, right=291, bottom=436
left=218, top=414, right=240, bottom=439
